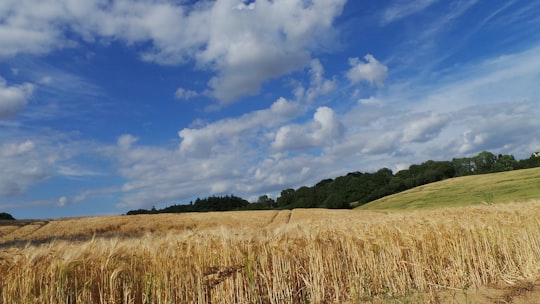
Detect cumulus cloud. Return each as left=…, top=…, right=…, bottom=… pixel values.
left=294, top=59, right=336, bottom=103
left=272, top=106, right=344, bottom=151
left=100, top=100, right=343, bottom=209
left=178, top=97, right=301, bottom=157
left=0, top=77, right=34, bottom=119
left=106, top=142, right=251, bottom=208
left=347, top=54, right=388, bottom=88
left=109, top=139, right=342, bottom=209
left=0, top=0, right=347, bottom=103
left=198, top=0, right=346, bottom=102
left=174, top=87, right=198, bottom=100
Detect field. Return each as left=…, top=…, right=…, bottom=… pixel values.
left=360, top=167, right=540, bottom=210
left=2, top=201, right=540, bottom=303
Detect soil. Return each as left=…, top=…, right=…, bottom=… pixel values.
left=436, top=280, right=540, bottom=304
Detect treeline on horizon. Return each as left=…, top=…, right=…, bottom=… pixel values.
left=127, top=151, right=540, bottom=215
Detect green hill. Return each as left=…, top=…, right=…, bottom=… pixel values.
left=358, top=167, right=540, bottom=210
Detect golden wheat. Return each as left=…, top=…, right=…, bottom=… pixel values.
left=1, top=201, right=540, bottom=303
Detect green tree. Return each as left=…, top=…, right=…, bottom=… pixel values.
left=453, top=157, right=475, bottom=176
left=515, top=154, right=540, bottom=169
left=473, top=151, right=497, bottom=174
left=323, top=193, right=350, bottom=209
left=276, top=189, right=295, bottom=208
left=293, top=186, right=316, bottom=208
left=257, top=195, right=276, bottom=208
left=492, top=154, right=516, bottom=172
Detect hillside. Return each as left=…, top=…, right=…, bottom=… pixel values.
left=359, top=167, right=540, bottom=210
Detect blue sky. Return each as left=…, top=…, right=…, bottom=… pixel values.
left=1, top=0, right=540, bottom=219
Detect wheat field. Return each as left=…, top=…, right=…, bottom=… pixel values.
left=1, top=202, right=540, bottom=303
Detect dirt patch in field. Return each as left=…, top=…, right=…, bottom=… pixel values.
left=434, top=280, right=540, bottom=304
left=361, top=280, right=540, bottom=303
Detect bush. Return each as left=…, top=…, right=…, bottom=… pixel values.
left=0, top=212, right=15, bottom=220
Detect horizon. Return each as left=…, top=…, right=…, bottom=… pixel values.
left=1, top=1, right=540, bottom=219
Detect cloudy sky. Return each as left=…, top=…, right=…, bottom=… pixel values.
left=1, top=0, right=540, bottom=219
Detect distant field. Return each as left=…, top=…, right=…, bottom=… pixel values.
left=359, top=167, right=540, bottom=210
left=2, top=203, right=540, bottom=303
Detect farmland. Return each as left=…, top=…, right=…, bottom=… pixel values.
left=1, top=201, right=540, bottom=303
left=2, top=169, right=540, bottom=303
left=360, top=167, right=540, bottom=210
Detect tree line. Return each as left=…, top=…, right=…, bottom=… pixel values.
left=127, top=195, right=251, bottom=215
left=127, top=151, right=540, bottom=215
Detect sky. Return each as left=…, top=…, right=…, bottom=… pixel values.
left=1, top=0, right=540, bottom=219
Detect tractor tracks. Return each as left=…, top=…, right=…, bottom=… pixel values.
left=268, top=210, right=292, bottom=226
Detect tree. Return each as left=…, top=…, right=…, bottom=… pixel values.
left=0, top=212, right=15, bottom=220
left=492, top=154, right=516, bottom=172
left=276, top=189, right=295, bottom=208
left=257, top=195, right=276, bottom=208
left=453, top=157, right=475, bottom=176
left=473, top=151, right=497, bottom=174
left=515, top=154, right=540, bottom=169
left=323, top=193, right=350, bottom=209
left=293, top=186, right=317, bottom=208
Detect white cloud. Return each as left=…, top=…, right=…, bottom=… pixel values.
left=117, top=134, right=139, bottom=149
left=0, top=139, right=55, bottom=197
left=178, top=97, right=301, bottom=158
left=0, top=0, right=347, bottom=103
left=446, top=103, right=540, bottom=155
left=99, top=99, right=341, bottom=209
left=381, top=0, right=439, bottom=25
left=58, top=196, right=67, bottom=207
left=0, top=131, right=116, bottom=210
left=347, top=54, right=388, bottom=88
left=358, top=96, right=380, bottom=105
left=38, top=76, right=53, bottom=85
left=295, top=59, right=336, bottom=103
left=56, top=165, right=103, bottom=178
left=109, top=139, right=342, bottom=209
left=107, top=143, right=248, bottom=208
left=272, top=106, right=344, bottom=151
left=174, top=87, right=198, bottom=100
left=0, top=77, right=34, bottom=119
left=198, top=0, right=346, bottom=103
left=402, top=113, right=450, bottom=143
left=1, top=140, right=35, bottom=157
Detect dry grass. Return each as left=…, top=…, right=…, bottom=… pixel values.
left=1, top=202, right=540, bottom=303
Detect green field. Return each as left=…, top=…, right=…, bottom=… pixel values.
left=359, top=167, right=540, bottom=210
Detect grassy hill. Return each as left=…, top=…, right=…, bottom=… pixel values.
left=359, top=167, right=540, bottom=210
